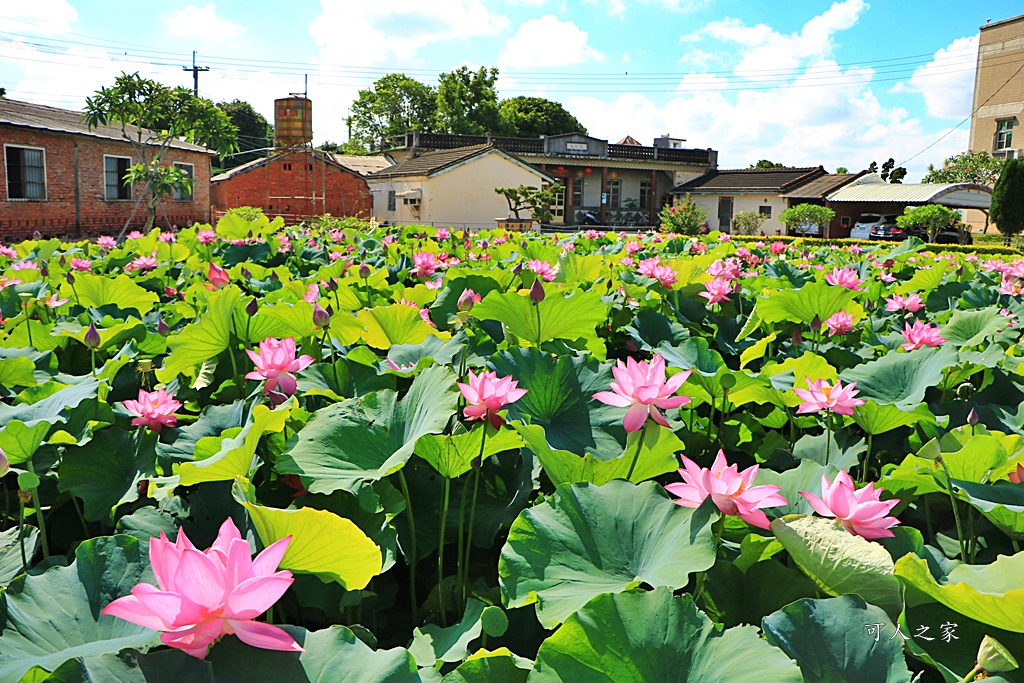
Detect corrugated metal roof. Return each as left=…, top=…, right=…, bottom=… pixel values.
left=332, top=154, right=393, bottom=176
left=826, top=174, right=993, bottom=208
left=0, top=98, right=211, bottom=153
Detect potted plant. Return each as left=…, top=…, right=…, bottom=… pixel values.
left=495, top=185, right=557, bottom=231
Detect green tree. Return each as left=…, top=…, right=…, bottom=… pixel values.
left=318, top=140, right=369, bottom=155
left=349, top=73, right=437, bottom=151
left=922, top=149, right=1004, bottom=185
left=835, top=166, right=849, bottom=174
left=216, top=99, right=273, bottom=169
left=495, top=185, right=558, bottom=223
left=867, top=158, right=907, bottom=183
left=83, top=72, right=237, bottom=232
left=435, top=66, right=501, bottom=135
left=497, top=96, right=587, bottom=138
left=732, top=210, right=770, bottom=235
left=749, top=160, right=786, bottom=169
left=895, top=204, right=959, bottom=243
left=779, top=203, right=835, bottom=236
left=991, top=158, right=1024, bottom=246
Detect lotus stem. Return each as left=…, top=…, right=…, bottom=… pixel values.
left=624, top=425, right=646, bottom=482
left=534, top=302, right=543, bottom=349
left=228, top=320, right=243, bottom=401
left=940, top=459, right=968, bottom=562
left=462, top=427, right=488, bottom=604
left=26, top=460, right=49, bottom=559
left=958, top=665, right=981, bottom=683
left=18, top=498, right=28, bottom=574
left=398, top=470, right=418, bottom=621
left=860, top=433, right=874, bottom=485
left=437, top=476, right=451, bottom=627
left=824, top=412, right=833, bottom=467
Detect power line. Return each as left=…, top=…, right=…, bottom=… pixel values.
left=182, top=50, right=210, bottom=97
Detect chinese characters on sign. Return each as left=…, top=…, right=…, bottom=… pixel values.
left=866, top=623, right=958, bottom=643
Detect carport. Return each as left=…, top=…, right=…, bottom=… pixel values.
left=824, top=174, right=992, bottom=238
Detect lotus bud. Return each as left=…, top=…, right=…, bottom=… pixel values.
left=39, top=264, right=48, bottom=278
left=967, top=407, right=980, bottom=425
left=977, top=635, right=1019, bottom=674
left=83, top=322, right=101, bottom=349
left=325, top=277, right=338, bottom=292
left=157, top=317, right=170, bottom=336
left=792, top=328, right=803, bottom=345
left=810, top=315, right=821, bottom=333
left=32, top=230, right=42, bottom=240
left=59, top=255, right=66, bottom=267
left=270, top=271, right=279, bottom=282
left=0, top=447, right=8, bottom=478
left=246, top=297, right=259, bottom=316
left=529, top=279, right=545, bottom=304
left=457, top=288, right=477, bottom=312
left=359, top=263, right=371, bottom=279
left=241, top=267, right=252, bottom=280
left=512, top=262, right=523, bottom=276
left=312, top=302, right=332, bottom=328
left=66, top=272, right=75, bottom=285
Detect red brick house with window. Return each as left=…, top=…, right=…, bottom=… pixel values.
left=0, top=98, right=212, bottom=241
left=210, top=148, right=372, bottom=223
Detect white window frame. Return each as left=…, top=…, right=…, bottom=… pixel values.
left=4, top=143, right=48, bottom=201
left=173, top=162, right=195, bottom=201
left=103, top=154, right=133, bottom=201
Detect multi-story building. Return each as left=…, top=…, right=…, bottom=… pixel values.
left=969, top=13, right=1024, bottom=160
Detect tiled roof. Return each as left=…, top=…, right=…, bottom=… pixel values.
left=368, top=144, right=496, bottom=178
left=671, top=166, right=826, bottom=194
left=211, top=149, right=358, bottom=182
left=0, top=98, right=210, bottom=153
left=781, top=172, right=867, bottom=198
left=615, top=135, right=643, bottom=145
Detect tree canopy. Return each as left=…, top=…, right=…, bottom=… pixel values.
left=83, top=72, right=237, bottom=233
left=749, top=160, right=786, bottom=169
left=216, top=99, right=273, bottom=169
left=435, top=66, right=501, bottom=136
left=991, top=157, right=1024, bottom=244
left=867, top=158, right=907, bottom=183
left=497, top=96, right=587, bottom=138
left=922, top=149, right=1004, bottom=186
left=349, top=73, right=437, bottom=151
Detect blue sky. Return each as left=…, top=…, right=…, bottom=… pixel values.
left=1, top=0, right=1020, bottom=177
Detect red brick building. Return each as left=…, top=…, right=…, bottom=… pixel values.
left=1, top=99, right=213, bottom=241
left=211, top=148, right=372, bottom=223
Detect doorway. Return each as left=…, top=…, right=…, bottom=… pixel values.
left=718, top=197, right=733, bottom=231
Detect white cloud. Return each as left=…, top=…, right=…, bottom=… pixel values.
left=909, top=35, right=978, bottom=119
left=585, top=0, right=712, bottom=17
left=689, top=0, right=868, bottom=80
left=1, top=0, right=78, bottom=34
left=163, top=4, right=246, bottom=42
left=677, top=48, right=716, bottom=67
left=498, top=15, right=603, bottom=69
left=565, top=59, right=968, bottom=180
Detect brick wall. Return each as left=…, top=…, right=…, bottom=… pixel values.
left=0, top=124, right=211, bottom=242
left=211, top=149, right=371, bottom=224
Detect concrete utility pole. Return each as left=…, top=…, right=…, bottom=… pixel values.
left=182, top=51, right=210, bottom=97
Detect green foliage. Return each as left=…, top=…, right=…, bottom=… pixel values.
left=749, top=160, right=786, bottom=169
left=868, top=158, right=908, bottom=183
left=435, top=66, right=501, bottom=135
left=895, top=204, right=960, bottom=242
left=923, top=149, right=1004, bottom=185
left=497, top=96, right=587, bottom=138
left=216, top=99, right=273, bottom=168
left=779, top=203, right=836, bottom=233
left=348, top=73, right=437, bottom=151
left=659, top=194, right=709, bottom=234
left=731, top=209, right=770, bottom=235
left=992, top=158, right=1024, bottom=242
left=494, top=185, right=558, bottom=222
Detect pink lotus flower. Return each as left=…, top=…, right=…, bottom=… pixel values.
left=0, top=245, right=16, bottom=258
left=1009, top=463, right=1024, bottom=484
left=246, top=337, right=314, bottom=397
left=436, top=228, right=450, bottom=240
left=707, top=259, right=741, bottom=281
left=123, top=388, right=182, bottom=432
left=880, top=271, right=897, bottom=283
left=0, top=276, right=23, bottom=292
left=197, top=229, right=218, bottom=245
left=584, top=229, right=600, bottom=239
left=625, top=241, right=642, bottom=255
left=126, top=231, right=144, bottom=240
left=824, top=311, right=854, bottom=337
left=207, top=263, right=230, bottom=290
left=412, top=252, right=437, bottom=278
left=158, top=231, right=176, bottom=243
left=457, top=369, right=528, bottom=429
left=884, top=293, right=924, bottom=312
left=45, top=292, right=69, bottom=308
left=824, top=266, right=864, bottom=290
left=998, top=275, right=1022, bottom=296
left=303, top=283, right=320, bottom=304
left=102, top=518, right=302, bottom=659
left=0, top=446, right=8, bottom=477
left=700, top=277, right=734, bottom=306
left=794, top=378, right=865, bottom=416
left=70, top=257, right=92, bottom=271
left=690, top=241, right=707, bottom=254
left=526, top=259, right=557, bottom=282
left=127, top=255, right=158, bottom=273
left=666, top=450, right=788, bottom=529
left=800, top=470, right=900, bottom=540
left=718, top=233, right=732, bottom=242
left=649, top=264, right=678, bottom=288
left=900, top=321, right=946, bottom=351
left=593, top=354, right=691, bottom=433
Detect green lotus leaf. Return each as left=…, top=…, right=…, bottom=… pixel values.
left=839, top=345, right=958, bottom=410
left=770, top=514, right=903, bottom=617
left=762, top=595, right=914, bottom=683
left=59, top=273, right=159, bottom=315
left=58, top=427, right=156, bottom=522
left=853, top=401, right=935, bottom=436
left=158, top=287, right=242, bottom=382
left=358, top=304, right=446, bottom=349
left=0, top=526, right=39, bottom=587
left=473, top=285, right=606, bottom=346
left=0, top=420, right=50, bottom=465
left=409, top=598, right=486, bottom=667
left=275, top=364, right=458, bottom=495
left=951, top=479, right=1024, bottom=539
left=441, top=648, right=530, bottom=683
left=416, top=426, right=525, bottom=479
left=757, top=280, right=860, bottom=326
left=499, top=480, right=718, bottom=629
left=895, top=552, right=1024, bottom=633
left=941, top=308, right=1007, bottom=348
left=177, top=402, right=292, bottom=486
left=529, top=588, right=802, bottom=682
left=0, top=536, right=158, bottom=682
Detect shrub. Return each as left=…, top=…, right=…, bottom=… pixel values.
left=779, top=204, right=835, bottom=236
left=731, top=210, right=769, bottom=235
left=895, top=205, right=960, bottom=242
left=659, top=194, right=709, bottom=235
left=992, top=158, right=1024, bottom=246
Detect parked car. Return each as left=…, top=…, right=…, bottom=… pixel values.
left=851, top=214, right=899, bottom=240
left=903, top=225, right=973, bottom=244
left=788, top=220, right=820, bottom=237
left=869, top=222, right=906, bottom=241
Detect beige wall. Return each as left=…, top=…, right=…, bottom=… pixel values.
left=969, top=15, right=1024, bottom=156
left=370, top=151, right=548, bottom=229
left=684, top=193, right=790, bottom=236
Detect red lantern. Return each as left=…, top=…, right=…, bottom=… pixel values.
left=557, top=165, right=565, bottom=173
left=585, top=167, right=592, bottom=174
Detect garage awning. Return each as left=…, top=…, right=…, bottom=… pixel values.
left=825, top=174, right=992, bottom=209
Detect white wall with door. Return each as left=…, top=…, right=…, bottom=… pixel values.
left=682, top=193, right=789, bottom=235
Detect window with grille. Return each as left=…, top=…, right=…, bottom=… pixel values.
left=104, top=156, right=132, bottom=200
left=570, top=179, right=583, bottom=208
left=640, top=180, right=651, bottom=208
left=173, top=162, right=194, bottom=201
left=5, top=145, right=46, bottom=200
left=608, top=179, right=621, bottom=209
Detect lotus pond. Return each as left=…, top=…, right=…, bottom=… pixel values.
left=2, top=215, right=1024, bottom=682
